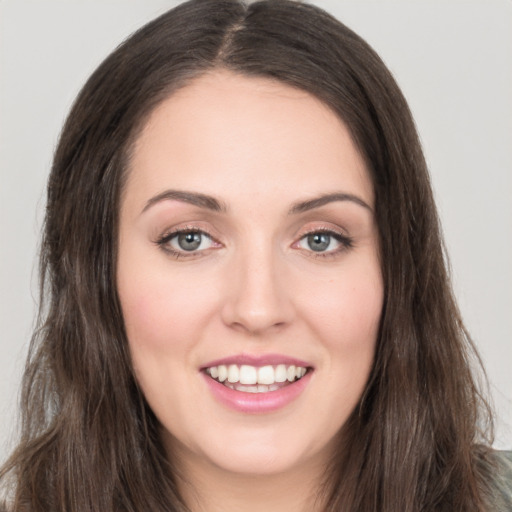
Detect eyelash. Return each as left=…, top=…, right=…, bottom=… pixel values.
left=154, top=226, right=354, bottom=260
left=154, top=225, right=218, bottom=259
left=297, top=227, right=354, bottom=259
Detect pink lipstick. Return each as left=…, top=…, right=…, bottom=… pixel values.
left=201, top=353, right=313, bottom=413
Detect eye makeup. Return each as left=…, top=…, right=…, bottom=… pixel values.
left=153, top=223, right=354, bottom=261
left=293, top=227, right=354, bottom=260
left=154, top=225, right=222, bottom=259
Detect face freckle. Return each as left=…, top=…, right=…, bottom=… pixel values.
left=117, top=69, right=383, bottom=481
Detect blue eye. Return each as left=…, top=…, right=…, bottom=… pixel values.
left=305, top=233, right=333, bottom=252
left=158, top=229, right=215, bottom=255
left=297, top=231, right=352, bottom=254
left=174, top=232, right=205, bottom=251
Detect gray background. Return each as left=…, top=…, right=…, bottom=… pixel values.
left=1, top=1, right=511, bottom=460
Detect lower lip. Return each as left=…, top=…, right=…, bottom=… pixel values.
left=202, top=371, right=312, bottom=413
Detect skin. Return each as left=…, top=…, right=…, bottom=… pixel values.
left=117, top=70, right=383, bottom=511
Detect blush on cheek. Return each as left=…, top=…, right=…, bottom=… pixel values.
left=120, top=271, right=219, bottom=354
left=121, top=289, right=175, bottom=352
left=311, top=282, right=381, bottom=335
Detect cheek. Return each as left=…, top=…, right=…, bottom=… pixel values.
left=117, top=251, right=218, bottom=357
left=303, top=265, right=383, bottom=347
left=117, top=263, right=219, bottom=414
left=298, top=257, right=382, bottom=401
left=121, top=288, right=175, bottom=352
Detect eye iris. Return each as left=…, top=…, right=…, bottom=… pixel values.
left=178, top=232, right=202, bottom=251
left=307, top=233, right=330, bottom=252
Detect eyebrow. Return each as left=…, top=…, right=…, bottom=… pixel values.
left=142, top=189, right=228, bottom=214
left=288, top=192, right=372, bottom=214
left=141, top=189, right=372, bottom=215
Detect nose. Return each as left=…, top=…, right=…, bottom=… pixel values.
left=220, top=244, right=294, bottom=336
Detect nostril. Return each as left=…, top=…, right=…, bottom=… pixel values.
left=228, top=319, right=288, bottom=336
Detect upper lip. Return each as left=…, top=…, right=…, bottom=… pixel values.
left=201, top=353, right=313, bottom=370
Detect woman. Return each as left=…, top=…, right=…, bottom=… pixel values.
left=1, top=0, right=510, bottom=510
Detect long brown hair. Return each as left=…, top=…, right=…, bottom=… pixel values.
left=0, top=0, right=499, bottom=510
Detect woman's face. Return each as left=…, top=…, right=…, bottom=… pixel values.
left=117, top=71, right=383, bottom=478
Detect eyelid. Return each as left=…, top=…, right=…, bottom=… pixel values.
left=153, top=222, right=354, bottom=260
left=154, top=224, right=222, bottom=258
left=294, top=222, right=351, bottom=241
left=292, top=225, right=354, bottom=258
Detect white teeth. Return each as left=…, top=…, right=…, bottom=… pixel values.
left=217, top=365, right=227, bottom=382
left=227, top=364, right=239, bottom=383
left=239, top=365, right=257, bottom=385
left=228, top=383, right=278, bottom=393
left=257, top=365, right=275, bottom=385
left=237, top=384, right=258, bottom=393
left=205, top=363, right=309, bottom=391
left=275, top=364, right=287, bottom=382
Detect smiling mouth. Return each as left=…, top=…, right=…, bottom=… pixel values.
left=204, top=364, right=310, bottom=393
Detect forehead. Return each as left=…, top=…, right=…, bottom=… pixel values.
left=125, top=70, right=373, bottom=213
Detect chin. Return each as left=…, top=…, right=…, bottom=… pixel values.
left=210, top=443, right=302, bottom=476
left=166, top=420, right=333, bottom=479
